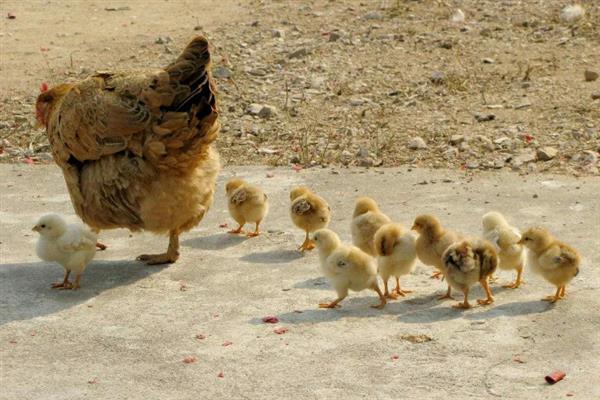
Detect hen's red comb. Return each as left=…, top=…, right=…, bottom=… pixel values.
left=40, top=82, right=49, bottom=93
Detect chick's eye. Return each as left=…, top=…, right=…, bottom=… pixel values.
left=41, top=224, right=46, bottom=228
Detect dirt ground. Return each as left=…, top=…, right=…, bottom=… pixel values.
left=0, top=0, right=599, bottom=175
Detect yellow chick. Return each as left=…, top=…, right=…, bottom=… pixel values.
left=482, top=211, right=525, bottom=288
left=290, top=186, right=331, bottom=252
left=350, top=197, right=391, bottom=256
left=442, top=239, right=498, bottom=309
left=412, top=214, right=461, bottom=299
left=225, top=178, right=269, bottom=237
left=373, top=223, right=417, bottom=299
left=313, top=229, right=386, bottom=309
left=519, top=227, right=581, bottom=303
left=33, top=214, right=97, bottom=290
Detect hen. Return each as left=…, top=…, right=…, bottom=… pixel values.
left=35, top=36, right=220, bottom=264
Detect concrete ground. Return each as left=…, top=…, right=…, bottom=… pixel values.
left=1, top=164, right=599, bottom=400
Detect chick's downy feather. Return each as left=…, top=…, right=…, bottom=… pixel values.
left=351, top=197, right=391, bottom=256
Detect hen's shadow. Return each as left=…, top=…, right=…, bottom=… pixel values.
left=182, top=233, right=247, bottom=250
left=0, top=259, right=166, bottom=326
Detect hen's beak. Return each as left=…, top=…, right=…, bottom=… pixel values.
left=32, top=225, right=40, bottom=232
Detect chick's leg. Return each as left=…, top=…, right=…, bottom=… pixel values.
left=371, top=284, right=387, bottom=309
left=51, top=270, right=72, bottom=289
left=503, top=264, right=524, bottom=289
left=438, top=284, right=454, bottom=301
left=394, top=277, right=413, bottom=297
left=60, top=272, right=82, bottom=291
left=319, top=287, right=347, bottom=308
left=95, top=242, right=107, bottom=251
left=246, top=222, right=261, bottom=238
left=558, top=285, right=567, bottom=299
left=542, top=286, right=562, bottom=303
left=477, top=278, right=494, bottom=305
left=228, top=222, right=245, bottom=234
left=137, top=230, right=180, bottom=265
left=430, top=270, right=443, bottom=279
left=299, top=232, right=316, bottom=252
left=384, top=278, right=399, bottom=300
left=453, top=288, right=471, bottom=309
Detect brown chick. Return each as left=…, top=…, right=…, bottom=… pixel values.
left=313, top=229, right=386, bottom=309
left=519, top=227, right=581, bottom=303
left=225, top=179, right=269, bottom=237
left=290, top=187, right=331, bottom=252
left=350, top=197, right=391, bottom=256
left=35, top=36, right=220, bottom=265
left=412, top=214, right=462, bottom=299
left=442, top=239, right=498, bottom=309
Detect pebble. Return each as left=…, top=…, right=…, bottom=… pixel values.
left=154, top=36, right=172, bottom=45
left=482, top=58, right=495, bottom=64
left=358, top=157, right=375, bottom=167
left=288, top=47, right=308, bottom=59
left=258, top=105, right=277, bottom=119
left=592, top=92, right=600, bottom=100
left=349, top=98, right=366, bottom=106
left=246, top=103, right=263, bottom=116
left=474, top=113, right=495, bottom=122
left=449, top=135, right=465, bottom=145
left=442, top=147, right=458, bottom=159
left=584, top=70, right=598, bottom=82
left=465, top=161, right=479, bottom=169
left=430, top=71, right=445, bottom=84
left=451, top=9, right=465, bottom=23
left=213, top=66, right=232, bottom=79
left=536, top=146, right=558, bottom=161
left=511, top=152, right=536, bottom=167
left=363, top=11, right=382, bottom=20
left=407, top=137, right=428, bottom=150
left=328, top=32, right=342, bottom=42
left=271, top=29, right=285, bottom=38
left=560, top=5, right=585, bottom=23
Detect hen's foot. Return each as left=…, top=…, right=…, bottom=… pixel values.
left=502, top=280, right=524, bottom=289
left=96, top=242, right=107, bottom=251
left=137, top=253, right=178, bottom=265
left=385, top=291, right=399, bottom=300
left=51, top=281, right=72, bottom=289
left=395, top=288, right=413, bottom=297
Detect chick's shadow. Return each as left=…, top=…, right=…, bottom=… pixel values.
left=182, top=232, right=247, bottom=251
left=0, top=259, right=167, bottom=326
left=240, top=249, right=304, bottom=264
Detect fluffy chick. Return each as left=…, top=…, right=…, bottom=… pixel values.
left=412, top=214, right=461, bottom=299
left=442, top=239, right=498, bottom=309
left=225, top=179, right=269, bottom=237
left=290, top=187, right=331, bottom=252
left=519, top=227, right=580, bottom=303
left=374, top=223, right=417, bottom=299
left=313, top=229, right=386, bottom=309
left=351, top=197, right=391, bottom=256
left=482, top=211, right=525, bottom=288
left=33, top=214, right=97, bottom=290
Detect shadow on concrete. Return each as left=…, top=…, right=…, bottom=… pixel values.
left=240, top=249, right=304, bottom=264
left=464, top=300, right=551, bottom=320
left=181, top=233, right=247, bottom=251
left=293, top=276, right=331, bottom=290
left=0, top=259, right=167, bottom=326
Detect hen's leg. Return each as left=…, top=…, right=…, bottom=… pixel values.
left=477, top=278, right=494, bottom=305
left=51, top=270, right=71, bottom=289
left=137, top=230, right=180, bottom=265
left=246, top=222, right=261, bottom=238
left=371, top=283, right=387, bottom=309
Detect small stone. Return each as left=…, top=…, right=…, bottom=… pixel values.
left=482, top=58, right=495, bottom=64
left=258, top=105, right=277, bottom=119
left=356, top=147, right=370, bottom=158
left=328, top=31, right=343, bottom=42
left=536, top=146, right=558, bottom=161
left=580, top=150, right=598, bottom=165
left=271, top=29, right=284, bottom=38
left=407, top=137, right=428, bottom=150
left=364, top=11, right=383, bottom=20
left=511, top=152, right=536, bottom=167
left=246, top=103, right=263, bottom=115
left=14, top=115, right=28, bottom=124
left=474, top=113, right=495, bottom=122
left=349, top=98, right=365, bottom=106
left=288, top=47, right=308, bottom=59
left=193, top=25, right=203, bottom=31
left=449, top=135, right=465, bottom=145
left=310, top=76, right=326, bottom=89
left=358, top=157, right=374, bottom=167
left=212, top=66, right=231, bottom=79
left=592, top=92, right=600, bottom=100
left=0, top=121, right=9, bottom=129
left=533, top=194, right=538, bottom=199
left=442, top=147, right=458, bottom=159
left=560, top=5, right=585, bottom=23
left=465, top=161, right=480, bottom=169
left=584, top=70, right=599, bottom=82
left=439, top=41, right=453, bottom=49
left=430, top=71, right=445, bottom=84
left=451, top=9, right=465, bottom=23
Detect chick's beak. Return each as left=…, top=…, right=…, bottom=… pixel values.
left=32, top=225, right=40, bottom=232
left=411, top=224, right=417, bottom=231
left=517, top=238, right=524, bottom=245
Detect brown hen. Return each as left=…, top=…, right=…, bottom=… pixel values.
left=35, top=36, right=220, bottom=264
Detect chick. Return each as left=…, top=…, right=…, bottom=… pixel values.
left=412, top=214, right=461, bottom=299
left=290, top=187, right=331, bottom=252
left=225, top=179, right=269, bottom=237
left=313, top=229, right=386, bottom=309
left=482, top=211, right=525, bottom=288
left=351, top=197, right=391, bottom=256
left=373, top=223, right=417, bottom=299
left=519, top=227, right=580, bottom=303
left=442, top=239, right=498, bottom=309
left=33, top=214, right=97, bottom=290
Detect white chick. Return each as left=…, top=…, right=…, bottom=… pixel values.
left=33, top=214, right=97, bottom=290
left=482, top=211, right=525, bottom=288
left=373, top=223, right=417, bottom=299
left=313, top=229, right=386, bottom=309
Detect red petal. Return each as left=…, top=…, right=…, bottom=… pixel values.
left=273, top=327, right=288, bottom=335
left=222, top=341, right=233, bottom=346
left=262, top=316, right=279, bottom=324
left=217, top=371, right=224, bottom=378
left=183, top=356, right=197, bottom=364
